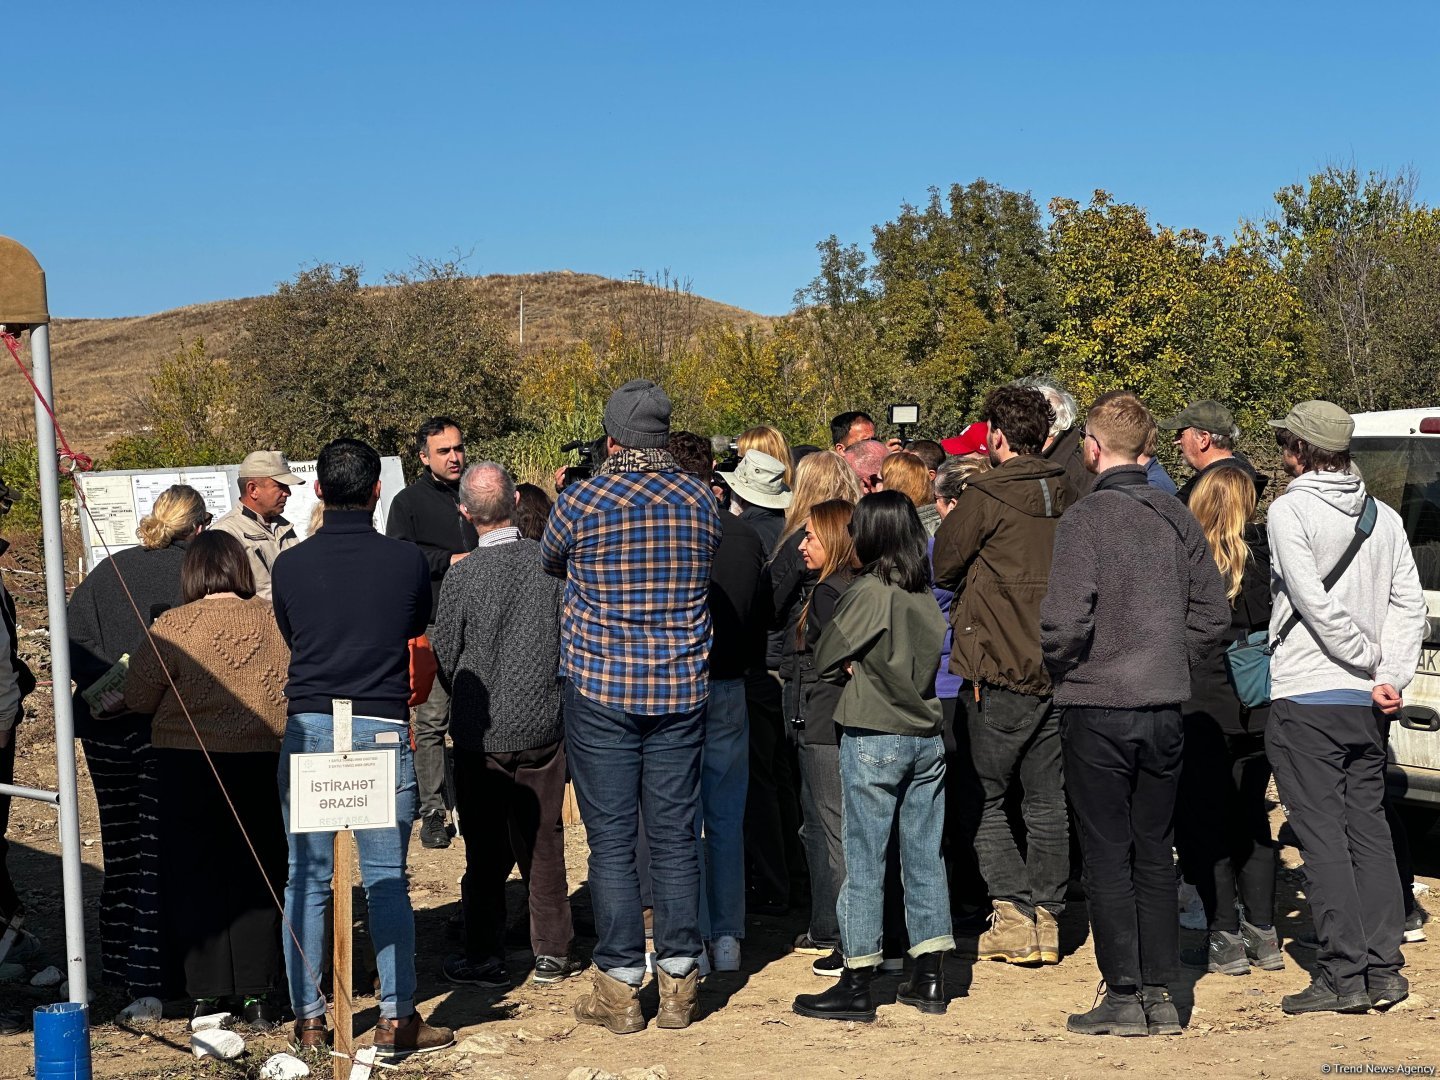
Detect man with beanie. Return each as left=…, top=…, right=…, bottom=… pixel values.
left=1265, top=401, right=1425, bottom=1015
left=1041, top=392, right=1229, bottom=1038
left=541, top=379, right=722, bottom=1034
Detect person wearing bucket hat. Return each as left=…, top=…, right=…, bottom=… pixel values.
left=1159, top=400, right=1261, bottom=505
left=209, top=449, right=305, bottom=602
left=542, top=379, right=723, bottom=1033
left=1265, top=400, right=1426, bottom=1015
left=720, top=450, right=793, bottom=555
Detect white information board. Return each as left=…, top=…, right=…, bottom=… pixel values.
left=74, top=456, right=407, bottom=572
left=288, top=750, right=398, bottom=833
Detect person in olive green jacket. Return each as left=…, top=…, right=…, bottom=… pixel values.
left=792, top=492, right=952, bottom=1025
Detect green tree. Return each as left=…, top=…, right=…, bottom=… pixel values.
left=104, top=338, right=240, bottom=469
left=1268, top=166, right=1440, bottom=411
left=229, top=260, right=518, bottom=462
left=1048, top=191, right=1315, bottom=436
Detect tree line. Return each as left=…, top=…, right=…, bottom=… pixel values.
left=100, top=164, right=1440, bottom=487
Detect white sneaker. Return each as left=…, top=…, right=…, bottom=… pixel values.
left=711, top=936, right=741, bottom=972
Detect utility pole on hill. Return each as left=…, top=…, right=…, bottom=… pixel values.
left=519, top=290, right=525, bottom=348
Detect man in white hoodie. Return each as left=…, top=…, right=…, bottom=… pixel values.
left=1265, top=400, right=1426, bottom=1016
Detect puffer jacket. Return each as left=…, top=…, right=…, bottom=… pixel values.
left=932, top=454, right=1071, bottom=696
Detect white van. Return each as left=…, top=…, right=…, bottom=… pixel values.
left=1349, top=408, right=1440, bottom=836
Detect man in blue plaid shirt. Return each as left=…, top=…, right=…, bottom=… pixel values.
left=541, top=379, right=722, bottom=1034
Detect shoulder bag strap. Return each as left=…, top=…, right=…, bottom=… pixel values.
left=1272, top=495, right=1377, bottom=646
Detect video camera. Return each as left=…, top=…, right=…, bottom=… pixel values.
left=711, top=435, right=741, bottom=473
left=560, top=437, right=606, bottom=489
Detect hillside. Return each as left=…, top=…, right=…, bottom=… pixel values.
left=1, top=271, right=774, bottom=453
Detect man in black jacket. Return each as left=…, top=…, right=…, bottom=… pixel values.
left=1041, top=392, right=1229, bottom=1039
left=386, top=417, right=477, bottom=848
left=273, top=438, right=452, bottom=1060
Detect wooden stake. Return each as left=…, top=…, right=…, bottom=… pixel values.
left=333, top=700, right=355, bottom=1062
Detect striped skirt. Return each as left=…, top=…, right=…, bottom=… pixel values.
left=82, top=726, right=162, bottom=995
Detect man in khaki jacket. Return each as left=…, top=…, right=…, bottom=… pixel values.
left=210, top=451, right=303, bottom=601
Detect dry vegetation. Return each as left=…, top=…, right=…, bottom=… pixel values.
left=0, top=272, right=773, bottom=453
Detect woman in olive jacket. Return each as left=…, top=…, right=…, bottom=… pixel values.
left=792, top=492, right=951, bottom=1024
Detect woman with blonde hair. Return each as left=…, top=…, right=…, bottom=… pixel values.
left=68, top=483, right=209, bottom=1007
left=1176, top=466, right=1280, bottom=976
left=738, top=425, right=795, bottom=490
left=882, top=451, right=940, bottom=536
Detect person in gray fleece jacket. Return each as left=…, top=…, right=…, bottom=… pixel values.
left=430, top=462, right=577, bottom=989
left=1040, top=391, right=1229, bottom=1040
left=1264, top=401, right=1425, bottom=1018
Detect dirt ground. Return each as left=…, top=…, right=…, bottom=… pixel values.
left=1, top=540, right=1438, bottom=1080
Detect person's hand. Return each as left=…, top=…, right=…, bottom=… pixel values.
left=449, top=552, right=468, bottom=565
left=97, top=688, right=126, bottom=714
left=885, top=438, right=905, bottom=454
left=554, top=467, right=568, bottom=494
left=1372, top=683, right=1403, bottom=715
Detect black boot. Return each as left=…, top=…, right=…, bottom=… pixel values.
left=1140, top=984, right=1182, bottom=1036
left=897, top=951, right=947, bottom=1015
left=792, top=965, right=876, bottom=1023
left=1066, top=985, right=1149, bottom=1037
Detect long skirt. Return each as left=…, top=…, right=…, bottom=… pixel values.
left=157, top=748, right=287, bottom=1001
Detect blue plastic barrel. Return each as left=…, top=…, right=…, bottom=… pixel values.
left=33, top=1001, right=92, bottom=1080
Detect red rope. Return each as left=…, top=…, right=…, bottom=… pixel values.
left=2, top=328, right=334, bottom=1038
left=1, top=330, right=93, bottom=474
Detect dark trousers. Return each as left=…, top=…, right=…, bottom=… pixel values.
left=0, top=718, right=18, bottom=919
left=454, top=740, right=573, bottom=962
left=1063, top=705, right=1183, bottom=989
left=157, top=749, right=286, bottom=1001
left=940, top=695, right=987, bottom=912
left=1176, top=720, right=1276, bottom=931
left=744, top=670, right=804, bottom=908
left=971, top=685, right=1069, bottom=913
left=412, top=658, right=452, bottom=816
left=1267, top=699, right=1404, bottom=996
left=798, top=738, right=843, bottom=945
left=82, top=726, right=163, bottom=994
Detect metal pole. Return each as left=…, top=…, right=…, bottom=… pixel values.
left=0, top=782, right=60, bottom=805
left=29, top=323, right=89, bottom=1003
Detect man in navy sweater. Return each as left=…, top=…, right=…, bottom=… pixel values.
left=272, top=438, right=453, bottom=1062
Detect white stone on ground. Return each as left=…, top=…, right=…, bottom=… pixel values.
left=260, top=1052, right=312, bottom=1079
left=191, top=1028, right=246, bottom=1060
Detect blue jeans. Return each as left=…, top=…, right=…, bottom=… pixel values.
left=277, top=713, right=419, bottom=1020
left=837, top=728, right=954, bottom=967
left=563, top=682, right=703, bottom=984
left=698, top=678, right=748, bottom=940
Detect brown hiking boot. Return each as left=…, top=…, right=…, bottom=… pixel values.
left=574, top=969, right=645, bottom=1034
left=656, top=967, right=699, bottom=1029
left=373, top=1013, right=455, bottom=1061
left=977, top=899, right=1040, bottom=964
left=292, top=1016, right=329, bottom=1050
left=1036, top=907, right=1060, bottom=964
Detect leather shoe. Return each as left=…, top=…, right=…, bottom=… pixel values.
left=793, top=965, right=876, bottom=1023
left=897, top=950, right=947, bottom=1014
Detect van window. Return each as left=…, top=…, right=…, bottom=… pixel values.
left=1351, top=437, right=1440, bottom=590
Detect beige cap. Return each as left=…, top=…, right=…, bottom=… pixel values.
left=238, top=450, right=305, bottom=485
left=1267, top=400, right=1354, bottom=453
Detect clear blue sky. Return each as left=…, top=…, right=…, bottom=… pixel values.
left=8, top=1, right=1439, bottom=318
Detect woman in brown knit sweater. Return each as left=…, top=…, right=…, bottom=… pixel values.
left=117, top=531, right=291, bottom=1029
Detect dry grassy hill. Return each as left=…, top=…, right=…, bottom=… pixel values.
left=1, top=271, right=774, bottom=453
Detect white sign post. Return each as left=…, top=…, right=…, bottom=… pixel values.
left=286, top=700, right=396, bottom=1073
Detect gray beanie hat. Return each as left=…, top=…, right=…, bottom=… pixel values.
left=603, top=379, right=672, bottom=449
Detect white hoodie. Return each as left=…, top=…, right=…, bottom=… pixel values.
left=1268, top=469, right=1426, bottom=699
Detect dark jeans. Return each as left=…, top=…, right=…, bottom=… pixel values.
left=454, top=740, right=574, bottom=963
left=563, top=682, right=703, bottom=981
left=1267, top=699, right=1404, bottom=996
left=1176, top=719, right=1276, bottom=931
left=971, top=685, right=1069, bottom=913
left=412, top=652, right=452, bottom=816
left=940, top=696, right=986, bottom=912
left=798, top=739, right=843, bottom=945
left=745, top=671, right=805, bottom=909
left=1063, top=705, right=1183, bottom=989
left=0, top=718, right=18, bottom=919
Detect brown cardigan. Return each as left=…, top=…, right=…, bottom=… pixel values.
left=124, top=595, right=289, bottom=753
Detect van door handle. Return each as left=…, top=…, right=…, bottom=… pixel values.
left=1400, top=706, right=1440, bottom=733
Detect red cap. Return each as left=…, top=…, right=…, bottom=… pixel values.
left=941, top=421, right=989, bottom=457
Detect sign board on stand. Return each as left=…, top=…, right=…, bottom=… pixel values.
left=73, top=456, right=406, bottom=572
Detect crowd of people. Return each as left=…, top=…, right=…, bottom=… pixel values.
left=0, top=374, right=1429, bottom=1052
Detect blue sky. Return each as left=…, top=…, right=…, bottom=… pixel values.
left=7, top=1, right=1439, bottom=318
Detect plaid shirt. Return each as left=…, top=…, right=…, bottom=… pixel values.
left=541, top=448, right=722, bottom=714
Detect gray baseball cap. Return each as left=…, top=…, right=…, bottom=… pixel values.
left=1268, top=400, right=1354, bottom=453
